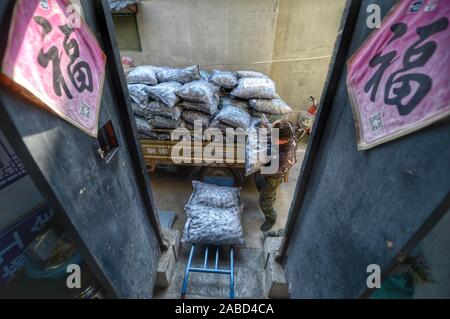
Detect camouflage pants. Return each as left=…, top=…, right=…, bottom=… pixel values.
left=254, top=173, right=284, bottom=221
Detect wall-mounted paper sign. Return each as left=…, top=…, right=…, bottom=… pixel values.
left=1, top=0, right=106, bottom=137
left=347, top=0, right=450, bottom=150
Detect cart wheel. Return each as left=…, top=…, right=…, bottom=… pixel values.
left=190, top=167, right=245, bottom=187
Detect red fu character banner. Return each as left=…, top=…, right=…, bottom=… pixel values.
left=347, top=0, right=450, bottom=150
left=1, top=0, right=106, bottom=137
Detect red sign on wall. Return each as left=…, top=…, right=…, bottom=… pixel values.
left=1, top=0, right=106, bottom=137
left=347, top=0, right=450, bottom=150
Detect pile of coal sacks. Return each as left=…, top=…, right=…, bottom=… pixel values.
left=127, top=65, right=293, bottom=140
left=182, top=181, right=245, bottom=246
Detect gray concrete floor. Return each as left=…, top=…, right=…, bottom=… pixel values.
left=150, top=142, right=307, bottom=299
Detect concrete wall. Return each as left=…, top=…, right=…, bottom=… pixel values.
left=271, top=0, right=346, bottom=111
left=119, top=0, right=345, bottom=113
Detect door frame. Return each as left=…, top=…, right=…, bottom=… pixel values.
left=92, top=0, right=167, bottom=252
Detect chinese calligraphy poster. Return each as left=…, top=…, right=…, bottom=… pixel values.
left=1, top=0, right=106, bottom=137
left=347, top=0, right=450, bottom=150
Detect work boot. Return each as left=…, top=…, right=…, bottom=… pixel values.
left=260, top=219, right=276, bottom=232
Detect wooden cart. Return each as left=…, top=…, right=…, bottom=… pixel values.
left=139, top=130, right=247, bottom=185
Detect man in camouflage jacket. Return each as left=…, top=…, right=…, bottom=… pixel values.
left=254, top=120, right=301, bottom=231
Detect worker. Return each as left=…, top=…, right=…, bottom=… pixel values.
left=254, top=120, right=302, bottom=232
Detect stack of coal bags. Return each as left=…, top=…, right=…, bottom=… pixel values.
left=206, top=69, right=293, bottom=131
left=231, top=71, right=293, bottom=123
left=126, top=65, right=292, bottom=139
left=182, top=181, right=245, bottom=246
left=176, top=78, right=220, bottom=130
left=127, top=65, right=191, bottom=139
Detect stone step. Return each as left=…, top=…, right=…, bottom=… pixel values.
left=156, top=229, right=181, bottom=288
left=263, top=237, right=289, bottom=298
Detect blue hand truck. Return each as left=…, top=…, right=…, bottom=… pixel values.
left=181, top=175, right=236, bottom=299
left=181, top=244, right=235, bottom=299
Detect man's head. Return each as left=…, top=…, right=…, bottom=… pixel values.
left=273, top=120, right=293, bottom=145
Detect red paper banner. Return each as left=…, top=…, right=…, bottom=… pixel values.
left=1, top=0, right=106, bottom=137
left=347, top=0, right=450, bottom=150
